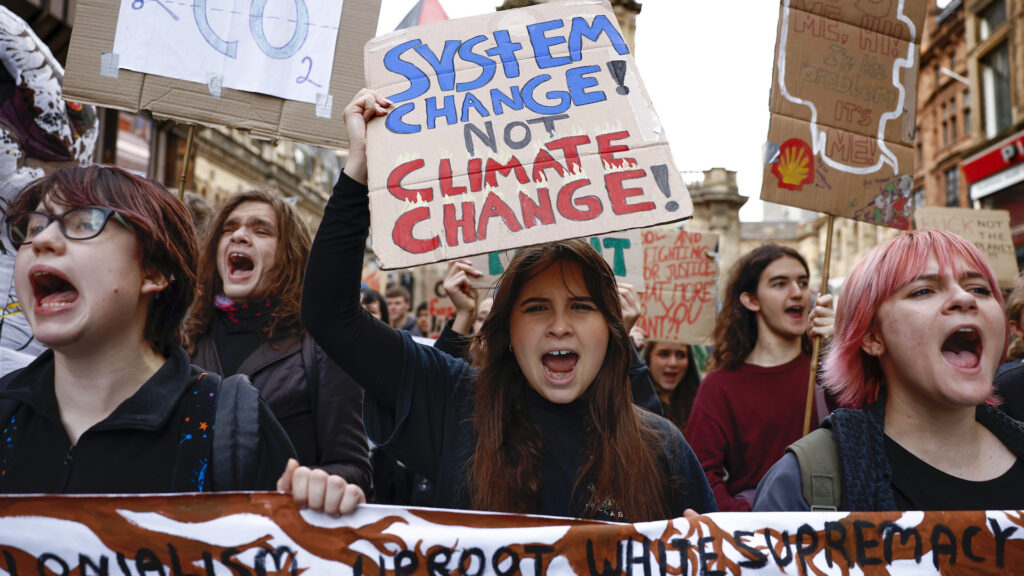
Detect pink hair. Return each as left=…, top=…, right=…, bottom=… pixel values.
left=823, top=230, right=1007, bottom=408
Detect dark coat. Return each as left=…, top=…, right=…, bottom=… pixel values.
left=192, top=332, right=371, bottom=491
left=0, top=348, right=294, bottom=493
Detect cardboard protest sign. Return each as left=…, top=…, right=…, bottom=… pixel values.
left=468, top=230, right=644, bottom=293
left=112, top=1, right=343, bottom=104
left=423, top=266, right=456, bottom=338
left=4, top=494, right=1024, bottom=575
left=914, top=207, right=1020, bottom=290
left=762, top=0, right=927, bottom=230
left=635, top=228, right=718, bottom=344
left=364, top=0, right=691, bottom=269
left=62, top=0, right=381, bottom=148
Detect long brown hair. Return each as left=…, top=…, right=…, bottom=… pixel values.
left=7, top=165, right=196, bottom=353
left=185, top=190, right=311, bottom=347
left=709, top=244, right=810, bottom=371
left=469, top=239, right=669, bottom=521
left=644, top=341, right=701, bottom=430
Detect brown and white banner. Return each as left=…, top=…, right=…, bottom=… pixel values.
left=1, top=493, right=1023, bottom=575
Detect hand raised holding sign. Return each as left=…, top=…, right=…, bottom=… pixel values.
left=342, top=88, right=391, bottom=185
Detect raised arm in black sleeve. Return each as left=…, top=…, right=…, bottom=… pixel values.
left=301, top=173, right=406, bottom=407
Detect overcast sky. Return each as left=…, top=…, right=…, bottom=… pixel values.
left=375, top=1, right=782, bottom=221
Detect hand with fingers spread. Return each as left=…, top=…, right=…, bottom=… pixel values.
left=277, top=458, right=366, bottom=516
left=618, top=282, right=643, bottom=334
left=806, top=293, right=835, bottom=340
left=443, top=259, right=483, bottom=335
left=342, top=88, right=392, bottom=185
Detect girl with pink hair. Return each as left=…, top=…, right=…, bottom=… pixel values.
left=755, top=230, right=1024, bottom=511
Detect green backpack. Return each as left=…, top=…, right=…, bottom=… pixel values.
left=785, top=428, right=842, bottom=511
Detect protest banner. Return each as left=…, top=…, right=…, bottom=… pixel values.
left=62, top=0, right=381, bottom=148
left=914, top=207, right=1019, bottom=290
left=468, top=230, right=644, bottom=294
left=761, top=0, right=927, bottom=230
left=635, top=228, right=717, bottom=345
left=2, top=494, right=1024, bottom=575
left=363, top=0, right=691, bottom=269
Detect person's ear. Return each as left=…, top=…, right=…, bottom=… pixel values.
left=141, top=269, right=170, bottom=296
left=739, top=291, right=760, bottom=313
left=1011, top=319, right=1024, bottom=339
left=861, top=327, right=885, bottom=357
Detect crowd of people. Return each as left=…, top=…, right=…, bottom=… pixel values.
left=1, top=87, right=1024, bottom=518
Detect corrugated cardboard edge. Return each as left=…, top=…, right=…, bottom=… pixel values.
left=63, top=0, right=381, bottom=149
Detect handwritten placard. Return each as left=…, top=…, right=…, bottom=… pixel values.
left=2, top=494, right=1024, bottom=575
left=468, top=230, right=645, bottom=293
left=635, top=228, right=717, bottom=344
left=364, top=0, right=691, bottom=269
left=112, top=0, right=344, bottom=104
left=761, top=0, right=927, bottom=230
left=914, top=207, right=1019, bottom=290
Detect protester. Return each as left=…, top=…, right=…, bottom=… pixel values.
left=684, top=244, right=833, bottom=511
left=755, top=230, right=1024, bottom=511
left=185, top=189, right=370, bottom=492
left=412, top=301, right=430, bottom=337
left=360, top=288, right=388, bottom=324
left=644, top=340, right=701, bottom=431
left=386, top=286, right=417, bottom=331
left=997, top=280, right=1024, bottom=374
left=296, top=89, right=716, bottom=521
left=0, top=165, right=297, bottom=494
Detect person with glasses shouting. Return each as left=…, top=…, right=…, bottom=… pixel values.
left=0, top=165, right=320, bottom=502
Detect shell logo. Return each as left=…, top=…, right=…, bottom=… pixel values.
left=771, top=138, right=814, bottom=191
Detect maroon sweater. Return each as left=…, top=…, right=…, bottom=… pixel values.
left=684, top=354, right=813, bottom=511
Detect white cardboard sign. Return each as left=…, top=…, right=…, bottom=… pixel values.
left=112, top=0, right=343, bottom=104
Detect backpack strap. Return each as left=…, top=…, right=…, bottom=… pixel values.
left=211, top=373, right=261, bottom=491
left=786, top=428, right=841, bottom=511
left=300, top=333, right=321, bottom=461
left=171, top=371, right=220, bottom=492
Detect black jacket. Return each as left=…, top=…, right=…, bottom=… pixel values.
left=192, top=332, right=371, bottom=491
left=301, top=173, right=715, bottom=519
left=0, top=348, right=295, bottom=493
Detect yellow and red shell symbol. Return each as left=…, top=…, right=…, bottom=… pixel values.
left=771, top=138, right=814, bottom=191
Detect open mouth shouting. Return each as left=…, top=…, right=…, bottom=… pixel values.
left=30, top=266, right=78, bottom=313
left=941, top=326, right=982, bottom=371
left=227, top=252, right=255, bottom=280
left=785, top=304, right=805, bottom=322
left=542, top=349, right=579, bottom=383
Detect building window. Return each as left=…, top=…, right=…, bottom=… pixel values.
left=913, top=187, right=925, bottom=210
left=950, top=51, right=956, bottom=70
left=980, top=0, right=1007, bottom=41
left=951, top=100, right=958, bottom=141
left=964, top=90, right=972, bottom=135
left=942, top=103, right=949, bottom=145
left=945, top=167, right=960, bottom=207
left=982, top=42, right=1012, bottom=138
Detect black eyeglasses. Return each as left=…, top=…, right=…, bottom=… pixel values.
left=4, top=206, right=133, bottom=249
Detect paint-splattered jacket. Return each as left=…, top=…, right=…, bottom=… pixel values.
left=0, top=348, right=295, bottom=493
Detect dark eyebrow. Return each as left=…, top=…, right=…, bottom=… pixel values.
left=768, top=274, right=808, bottom=283
left=519, top=297, right=550, bottom=307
